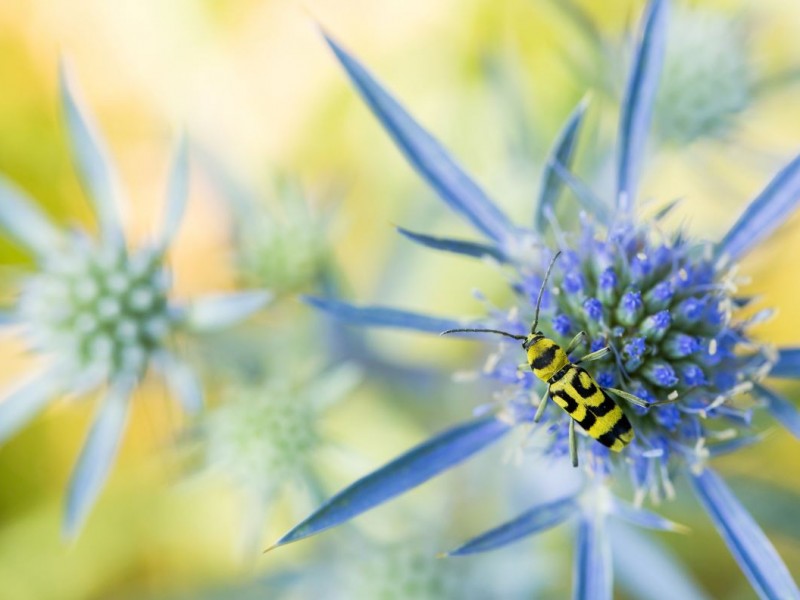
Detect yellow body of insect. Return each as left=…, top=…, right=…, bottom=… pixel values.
left=524, top=333, right=634, bottom=451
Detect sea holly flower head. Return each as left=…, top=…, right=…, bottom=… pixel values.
left=202, top=161, right=332, bottom=295
left=201, top=362, right=361, bottom=498
left=0, top=62, right=269, bottom=537
left=270, top=1, right=800, bottom=597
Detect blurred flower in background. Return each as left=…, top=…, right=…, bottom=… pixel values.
left=0, top=64, right=269, bottom=537
left=274, top=1, right=800, bottom=598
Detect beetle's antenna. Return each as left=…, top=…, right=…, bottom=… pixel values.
left=532, top=250, right=562, bottom=333
left=441, top=328, right=527, bottom=341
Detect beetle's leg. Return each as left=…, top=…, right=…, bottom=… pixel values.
left=533, top=387, right=550, bottom=423
left=565, top=331, right=588, bottom=355
left=605, top=387, right=679, bottom=408
left=575, top=346, right=611, bottom=364
left=569, top=418, right=579, bottom=468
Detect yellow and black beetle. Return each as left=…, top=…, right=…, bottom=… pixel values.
left=443, top=251, right=675, bottom=467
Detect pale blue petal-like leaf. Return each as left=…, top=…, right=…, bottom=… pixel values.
left=616, top=0, right=668, bottom=213
left=446, top=496, right=577, bottom=556
left=707, top=435, right=766, bottom=457
left=64, top=378, right=134, bottom=538
left=609, top=497, right=688, bottom=533
left=573, top=513, right=613, bottom=600
left=270, top=416, right=511, bottom=548
left=153, top=351, right=203, bottom=414
left=0, top=177, right=62, bottom=257
left=396, top=226, right=506, bottom=262
left=549, top=160, right=612, bottom=223
left=59, top=59, right=125, bottom=245
left=688, top=467, right=800, bottom=600
left=181, top=290, right=272, bottom=332
left=717, top=154, right=800, bottom=262
left=158, top=135, right=189, bottom=250
left=535, top=96, right=589, bottom=231
left=304, top=296, right=463, bottom=334
left=611, top=522, right=712, bottom=600
left=0, top=369, right=63, bottom=444
left=324, top=33, right=515, bottom=243
left=754, top=383, right=800, bottom=439
left=769, top=347, right=800, bottom=378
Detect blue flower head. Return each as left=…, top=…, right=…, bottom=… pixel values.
left=0, top=62, right=270, bottom=537
left=271, top=3, right=800, bottom=598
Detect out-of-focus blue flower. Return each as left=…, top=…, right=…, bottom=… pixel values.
left=0, top=62, right=270, bottom=537
left=270, top=1, right=800, bottom=598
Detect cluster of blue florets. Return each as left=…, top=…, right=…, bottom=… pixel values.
left=478, top=219, right=771, bottom=500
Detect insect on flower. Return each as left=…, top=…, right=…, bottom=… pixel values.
left=442, top=251, right=675, bottom=467
left=270, top=1, right=800, bottom=597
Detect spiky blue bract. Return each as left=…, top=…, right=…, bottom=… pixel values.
left=303, top=296, right=463, bottom=334
left=548, top=160, right=612, bottom=223
left=610, top=523, right=712, bottom=600
left=158, top=135, right=189, bottom=250
left=323, top=32, right=516, bottom=244
left=755, top=383, right=800, bottom=439
left=59, top=59, right=124, bottom=246
left=446, top=496, right=577, bottom=556
left=64, top=378, right=134, bottom=538
left=0, top=177, right=61, bottom=257
left=181, top=291, right=272, bottom=331
left=535, top=96, right=589, bottom=231
left=688, top=468, right=800, bottom=600
left=609, top=498, right=687, bottom=533
left=271, top=416, right=511, bottom=548
left=771, top=347, right=800, bottom=378
left=574, top=512, right=613, bottom=600
left=617, top=0, right=668, bottom=213
left=396, top=227, right=506, bottom=262
left=153, top=351, right=203, bottom=414
left=717, top=153, right=800, bottom=262
left=0, top=369, right=63, bottom=444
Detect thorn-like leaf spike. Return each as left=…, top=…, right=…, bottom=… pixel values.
left=716, top=153, right=800, bottom=262
left=269, top=416, right=511, bottom=549
left=574, top=512, right=613, bottom=600
left=755, top=383, right=800, bottom=440
left=0, top=177, right=62, bottom=257
left=59, top=58, right=126, bottom=246
left=770, top=348, right=800, bottom=378
left=396, top=226, right=506, bottom=263
left=304, top=296, right=463, bottom=334
left=617, top=0, right=668, bottom=213
left=322, top=32, right=516, bottom=244
left=535, top=96, right=590, bottom=232
left=446, top=496, right=577, bottom=556
left=159, top=134, right=190, bottom=250
left=64, top=378, right=133, bottom=538
left=688, top=467, right=800, bottom=600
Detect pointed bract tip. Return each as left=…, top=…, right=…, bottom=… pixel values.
left=262, top=541, right=282, bottom=555
left=671, top=522, right=691, bottom=535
